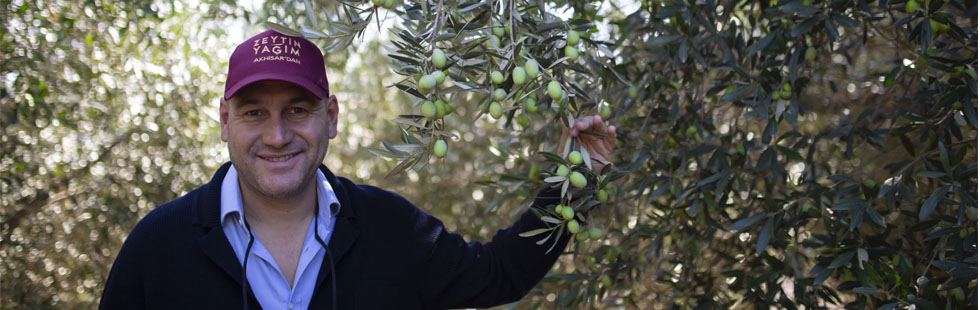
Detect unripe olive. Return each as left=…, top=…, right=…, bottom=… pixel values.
left=418, top=75, right=436, bottom=93
left=576, top=231, right=589, bottom=241
left=493, top=88, right=506, bottom=101
left=382, top=0, right=396, bottom=9
left=431, top=48, right=447, bottom=69
left=554, top=204, right=564, bottom=214
left=548, top=81, right=562, bottom=100
left=771, top=91, right=781, bottom=100
left=939, top=22, right=950, bottom=33
left=371, top=0, right=383, bottom=7
left=569, top=151, right=583, bottom=165
left=528, top=163, right=540, bottom=180
left=589, top=227, right=602, bottom=239
left=601, top=274, right=612, bottom=287
left=433, top=140, right=447, bottom=158
left=599, top=104, right=611, bottom=119
left=556, top=165, right=570, bottom=177
left=570, top=171, right=587, bottom=188
left=905, top=0, right=919, bottom=13
left=567, top=219, right=580, bottom=234
left=628, top=85, right=638, bottom=99
left=782, top=82, right=792, bottom=92
left=524, top=97, right=538, bottom=113
left=929, top=19, right=940, bottom=33
left=434, top=99, right=447, bottom=118
left=525, top=59, right=539, bottom=79
left=805, top=46, right=816, bottom=61
left=686, top=125, right=697, bottom=137
left=489, top=101, right=503, bottom=119
left=561, top=207, right=574, bottom=220
left=420, top=100, right=436, bottom=118
left=952, top=287, right=965, bottom=301
left=516, top=113, right=530, bottom=127
left=780, top=89, right=792, bottom=100
left=491, top=71, right=505, bottom=85
left=967, top=207, right=977, bottom=221
left=512, top=67, right=527, bottom=86
left=492, top=21, right=505, bottom=37
left=597, top=189, right=608, bottom=202
left=484, top=35, right=500, bottom=49
left=564, top=45, right=579, bottom=61
left=567, top=30, right=580, bottom=46
left=433, top=71, right=446, bottom=84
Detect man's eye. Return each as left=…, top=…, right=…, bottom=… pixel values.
left=289, top=107, right=308, bottom=114
left=243, top=110, right=261, bottom=116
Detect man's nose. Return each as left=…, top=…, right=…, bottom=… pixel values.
left=262, top=114, right=292, bottom=148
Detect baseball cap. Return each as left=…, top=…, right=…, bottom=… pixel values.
left=224, top=29, right=329, bottom=100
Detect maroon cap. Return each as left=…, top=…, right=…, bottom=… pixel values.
left=224, top=29, right=329, bottom=100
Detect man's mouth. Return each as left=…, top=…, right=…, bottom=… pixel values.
left=259, top=153, right=297, bottom=162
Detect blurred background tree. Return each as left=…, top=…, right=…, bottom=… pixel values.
left=1, top=0, right=975, bottom=309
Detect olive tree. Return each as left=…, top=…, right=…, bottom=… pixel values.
left=276, top=0, right=977, bottom=308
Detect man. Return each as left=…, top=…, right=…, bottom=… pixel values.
left=100, top=29, right=616, bottom=309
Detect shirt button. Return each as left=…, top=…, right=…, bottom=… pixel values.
left=289, top=303, right=293, bottom=309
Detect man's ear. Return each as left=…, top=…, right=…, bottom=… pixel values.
left=220, top=97, right=230, bottom=142
left=325, top=95, right=339, bottom=139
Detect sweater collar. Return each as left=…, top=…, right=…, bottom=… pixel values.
left=194, top=162, right=354, bottom=228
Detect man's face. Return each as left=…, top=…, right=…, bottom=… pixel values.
left=220, top=80, right=338, bottom=199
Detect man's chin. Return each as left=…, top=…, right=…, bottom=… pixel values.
left=255, top=182, right=305, bottom=199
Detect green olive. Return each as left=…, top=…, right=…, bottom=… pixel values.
left=568, top=151, right=583, bottom=165
left=432, top=140, right=447, bottom=158
left=548, top=81, right=562, bottom=100
left=420, top=100, right=436, bottom=118
left=567, top=219, right=580, bottom=234
left=491, top=71, right=504, bottom=84
left=556, top=165, right=570, bottom=177
left=512, top=67, right=527, bottom=86
left=488, top=101, right=503, bottom=119
left=570, top=171, right=587, bottom=188
left=525, top=59, right=539, bottom=79
left=431, top=48, right=447, bottom=69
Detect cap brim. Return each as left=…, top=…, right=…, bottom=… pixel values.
left=224, top=73, right=328, bottom=100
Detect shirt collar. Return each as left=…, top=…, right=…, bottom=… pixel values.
left=220, top=165, right=341, bottom=229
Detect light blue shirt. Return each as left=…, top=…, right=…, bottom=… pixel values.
left=220, top=165, right=339, bottom=310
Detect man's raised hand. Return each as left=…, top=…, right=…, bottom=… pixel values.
left=558, top=115, right=616, bottom=173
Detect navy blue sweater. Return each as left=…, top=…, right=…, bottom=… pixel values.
left=100, top=162, right=569, bottom=309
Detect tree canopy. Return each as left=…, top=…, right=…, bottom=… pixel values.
left=1, top=0, right=976, bottom=308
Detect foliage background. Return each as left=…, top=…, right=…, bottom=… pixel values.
left=0, top=0, right=976, bottom=309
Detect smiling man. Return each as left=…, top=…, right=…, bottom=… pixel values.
left=100, top=29, right=616, bottom=309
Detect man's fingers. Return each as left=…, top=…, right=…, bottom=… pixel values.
left=577, top=116, right=592, bottom=131
left=606, top=125, right=617, bottom=148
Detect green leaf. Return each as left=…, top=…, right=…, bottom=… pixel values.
left=721, top=84, right=751, bottom=102
left=877, top=301, right=899, bottom=310
left=853, top=287, right=880, bottom=295
left=829, top=251, right=856, bottom=269
left=781, top=1, right=820, bottom=17
left=540, top=216, right=563, bottom=224
left=813, top=268, right=833, bottom=286
left=916, top=171, right=946, bottom=178
left=918, top=185, right=951, bottom=220
left=645, top=35, right=681, bottom=46
left=938, top=140, right=949, bottom=171
left=746, top=32, right=776, bottom=56
left=519, top=228, right=552, bottom=237
left=791, top=17, right=819, bottom=37
left=831, top=13, right=860, bottom=28
left=824, top=18, right=840, bottom=41
left=756, top=217, right=773, bottom=255
left=728, top=213, right=767, bottom=231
